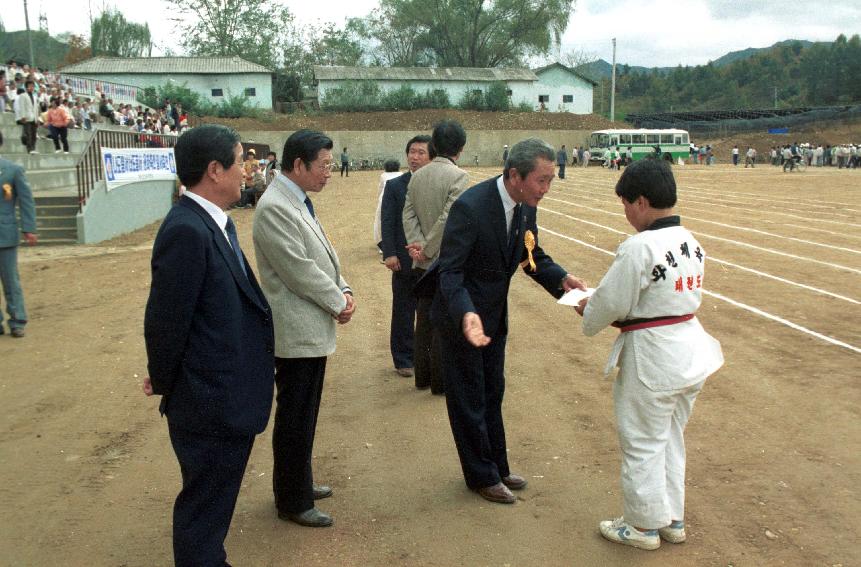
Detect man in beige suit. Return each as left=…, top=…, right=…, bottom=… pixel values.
left=253, top=129, right=355, bottom=528
left=402, top=120, right=470, bottom=395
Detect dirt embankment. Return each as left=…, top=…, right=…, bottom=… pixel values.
left=699, top=118, right=861, bottom=158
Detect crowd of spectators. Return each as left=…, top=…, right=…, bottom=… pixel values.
left=1, top=60, right=189, bottom=148
left=769, top=142, right=859, bottom=168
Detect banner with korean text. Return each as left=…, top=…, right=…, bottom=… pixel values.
left=101, top=147, right=177, bottom=191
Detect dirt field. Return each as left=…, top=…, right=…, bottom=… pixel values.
left=1, top=162, right=859, bottom=567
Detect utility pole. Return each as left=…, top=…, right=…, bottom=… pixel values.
left=23, top=0, right=36, bottom=66
left=610, top=38, right=617, bottom=122
left=773, top=86, right=778, bottom=109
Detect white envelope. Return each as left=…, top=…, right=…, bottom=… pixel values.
left=557, top=287, right=595, bottom=306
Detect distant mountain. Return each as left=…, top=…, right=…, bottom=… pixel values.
left=576, top=39, right=827, bottom=81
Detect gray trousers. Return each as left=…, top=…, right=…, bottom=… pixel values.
left=0, top=246, right=27, bottom=330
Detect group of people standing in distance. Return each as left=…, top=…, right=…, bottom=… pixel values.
left=142, top=119, right=723, bottom=565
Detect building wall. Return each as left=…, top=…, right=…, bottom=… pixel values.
left=237, top=129, right=594, bottom=168
left=72, top=73, right=273, bottom=109
left=317, top=76, right=592, bottom=114
left=534, top=67, right=594, bottom=114
left=77, top=178, right=175, bottom=244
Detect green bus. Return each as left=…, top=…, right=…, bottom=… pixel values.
left=588, top=129, right=690, bottom=163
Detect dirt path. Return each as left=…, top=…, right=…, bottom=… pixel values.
left=1, top=164, right=858, bottom=566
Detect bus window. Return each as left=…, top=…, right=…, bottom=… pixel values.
left=590, top=133, right=609, bottom=148
left=620, top=134, right=632, bottom=144
left=681, top=133, right=689, bottom=144
left=646, top=134, right=660, bottom=144
left=611, top=136, right=619, bottom=146
left=660, top=134, right=674, bottom=144
left=632, top=134, right=645, bottom=144
left=674, top=135, right=683, bottom=145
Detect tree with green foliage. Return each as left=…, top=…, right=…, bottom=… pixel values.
left=90, top=10, right=151, bottom=57
left=352, top=0, right=575, bottom=67
left=172, top=0, right=294, bottom=70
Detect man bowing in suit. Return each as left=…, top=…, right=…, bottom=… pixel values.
left=253, top=129, right=356, bottom=528
left=143, top=124, right=275, bottom=566
left=428, top=138, right=587, bottom=504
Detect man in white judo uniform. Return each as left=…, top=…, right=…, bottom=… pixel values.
left=576, top=158, right=723, bottom=550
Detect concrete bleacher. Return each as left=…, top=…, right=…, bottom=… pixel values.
left=1, top=111, right=89, bottom=244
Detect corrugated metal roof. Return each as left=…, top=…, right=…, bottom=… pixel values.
left=60, top=56, right=271, bottom=74
left=313, top=66, right=538, bottom=82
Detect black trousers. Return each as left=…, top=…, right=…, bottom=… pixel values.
left=21, top=121, right=37, bottom=152
left=340, top=162, right=349, bottom=176
left=168, top=423, right=254, bottom=567
left=558, top=162, right=566, bottom=178
left=390, top=267, right=418, bottom=369
left=273, top=356, right=327, bottom=514
left=48, top=125, right=69, bottom=152
left=438, top=329, right=510, bottom=489
left=414, top=292, right=444, bottom=393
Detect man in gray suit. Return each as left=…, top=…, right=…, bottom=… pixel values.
left=253, top=129, right=356, bottom=528
left=0, top=131, right=37, bottom=338
left=402, top=120, right=469, bottom=394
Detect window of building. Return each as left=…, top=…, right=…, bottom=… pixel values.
left=562, top=94, right=574, bottom=103
left=211, top=88, right=224, bottom=97
left=245, top=88, right=256, bottom=97
left=538, top=94, right=550, bottom=102
left=506, top=89, right=513, bottom=96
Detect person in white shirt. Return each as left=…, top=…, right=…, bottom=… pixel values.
left=373, top=160, right=402, bottom=250
left=575, top=159, right=723, bottom=551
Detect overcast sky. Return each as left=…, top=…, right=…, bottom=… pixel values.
left=2, top=0, right=858, bottom=67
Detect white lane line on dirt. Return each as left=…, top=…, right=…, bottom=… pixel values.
left=557, top=177, right=861, bottom=228
left=547, top=183, right=861, bottom=255
left=678, top=181, right=861, bottom=212
left=540, top=227, right=861, bottom=355
left=540, top=207, right=861, bottom=305
left=543, top=196, right=861, bottom=275
left=782, top=223, right=861, bottom=241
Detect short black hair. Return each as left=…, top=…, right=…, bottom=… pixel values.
left=431, top=120, right=466, bottom=157
left=174, top=124, right=240, bottom=188
left=267, top=151, right=277, bottom=159
left=384, top=160, right=400, bottom=172
left=283, top=129, right=334, bottom=172
left=614, top=158, right=677, bottom=208
left=405, top=134, right=432, bottom=156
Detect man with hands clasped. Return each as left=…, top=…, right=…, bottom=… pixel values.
left=253, top=129, right=356, bottom=528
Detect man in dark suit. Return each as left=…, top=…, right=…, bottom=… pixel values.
left=427, top=138, right=587, bottom=504
left=380, top=135, right=432, bottom=377
left=143, top=124, right=275, bottom=566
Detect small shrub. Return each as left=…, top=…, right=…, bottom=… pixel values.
left=484, top=81, right=510, bottom=111
left=459, top=89, right=485, bottom=111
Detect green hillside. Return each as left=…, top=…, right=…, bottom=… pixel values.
left=0, top=30, right=69, bottom=71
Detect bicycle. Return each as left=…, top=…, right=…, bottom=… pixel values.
left=783, top=155, right=805, bottom=172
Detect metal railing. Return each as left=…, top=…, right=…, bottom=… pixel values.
left=76, top=129, right=179, bottom=212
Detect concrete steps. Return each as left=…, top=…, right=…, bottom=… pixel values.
left=30, top=194, right=79, bottom=245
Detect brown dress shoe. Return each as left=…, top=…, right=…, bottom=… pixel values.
left=476, top=482, right=516, bottom=504
left=396, top=367, right=414, bottom=377
left=502, top=474, right=528, bottom=490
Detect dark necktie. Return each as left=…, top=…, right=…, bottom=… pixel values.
left=508, top=204, right=522, bottom=251
left=224, top=217, right=247, bottom=276
left=304, top=196, right=316, bottom=219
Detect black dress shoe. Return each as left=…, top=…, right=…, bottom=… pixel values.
left=279, top=507, right=333, bottom=527
left=502, top=474, right=528, bottom=490
left=313, top=484, right=333, bottom=499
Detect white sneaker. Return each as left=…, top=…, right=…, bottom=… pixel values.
left=29, top=150, right=38, bottom=155
left=63, top=151, right=69, bottom=154
left=659, top=520, right=686, bottom=543
left=55, top=149, right=62, bottom=153
left=599, top=517, right=660, bottom=550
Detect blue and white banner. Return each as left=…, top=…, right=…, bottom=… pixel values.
left=101, top=147, right=177, bottom=191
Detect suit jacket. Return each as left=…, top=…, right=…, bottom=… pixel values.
left=0, top=158, right=36, bottom=248
left=380, top=171, right=412, bottom=266
left=402, top=157, right=470, bottom=269
left=144, top=196, right=274, bottom=436
left=427, top=176, right=567, bottom=339
left=253, top=173, right=350, bottom=359
left=14, top=92, right=38, bottom=123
